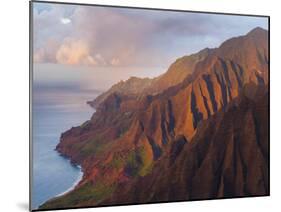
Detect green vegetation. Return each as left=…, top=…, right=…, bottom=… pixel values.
left=40, top=182, right=116, bottom=209
left=126, top=147, right=153, bottom=177
left=138, top=147, right=154, bottom=176
left=139, top=161, right=153, bottom=177
left=108, top=155, right=124, bottom=169
left=104, top=146, right=154, bottom=177
left=126, top=150, right=141, bottom=177
left=79, top=136, right=110, bottom=158
left=80, top=120, right=90, bottom=128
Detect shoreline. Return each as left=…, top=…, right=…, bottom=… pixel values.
left=32, top=86, right=99, bottom=210
left=54, top=164, right=83, bottom=198
left=53, top=106, right=96, bottom=198
left=37, top=156, right=84, bottom=210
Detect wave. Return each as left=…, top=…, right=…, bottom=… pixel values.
left=54, top=165, right=83, bottom=197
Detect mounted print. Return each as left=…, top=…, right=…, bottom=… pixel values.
left=30, top=1, right=269, bottom=211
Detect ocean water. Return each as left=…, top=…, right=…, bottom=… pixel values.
left=31, top=63, right=166, bottom=210
left=31, top=88, right=98, bottom=210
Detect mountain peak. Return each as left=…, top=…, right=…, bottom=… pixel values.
left=247, top=27, right=267, bottom=36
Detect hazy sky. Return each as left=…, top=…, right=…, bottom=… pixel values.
left=33, top=2, right=268, bottom=68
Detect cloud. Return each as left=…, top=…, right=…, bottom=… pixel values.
left=55, top=39, right=97, bottom=65
left=34, top=38, right=59, bottom=63
left=33, top=2, right=268, bottom=67
left=60, top=18, right=71, bottom=24
left=110, top=58, right=120, bottom=66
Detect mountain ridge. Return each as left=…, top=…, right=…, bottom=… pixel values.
left=88, top=27, right=267, bottom=109
left=40, top=27, right=269, bottom=210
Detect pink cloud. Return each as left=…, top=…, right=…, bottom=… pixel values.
left=33, top=3, right=268, bottom=67
left=55, top=38, right=97, bottom=65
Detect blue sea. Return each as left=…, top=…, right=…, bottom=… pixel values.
left=31, top=63, right=165, bottom=210
left=31, top=87, right=98, bottom=210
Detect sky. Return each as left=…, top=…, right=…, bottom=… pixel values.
left=33, top=2, right=268, bottom=69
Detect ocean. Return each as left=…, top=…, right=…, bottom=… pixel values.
left=31, top=87, right=98, bottom=210
left=31, top=63, right=166, bottom=210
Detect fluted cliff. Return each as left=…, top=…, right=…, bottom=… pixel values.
left=40, top=27, right=269, bottom=210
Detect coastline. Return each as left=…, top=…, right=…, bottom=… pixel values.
left=34, top=104, right=96, bottom=210
left=38, top=109, right=96, bottom=209
left=54, top=164, right=83, bottom=198
left=37, top=141, right=86, bottom=210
